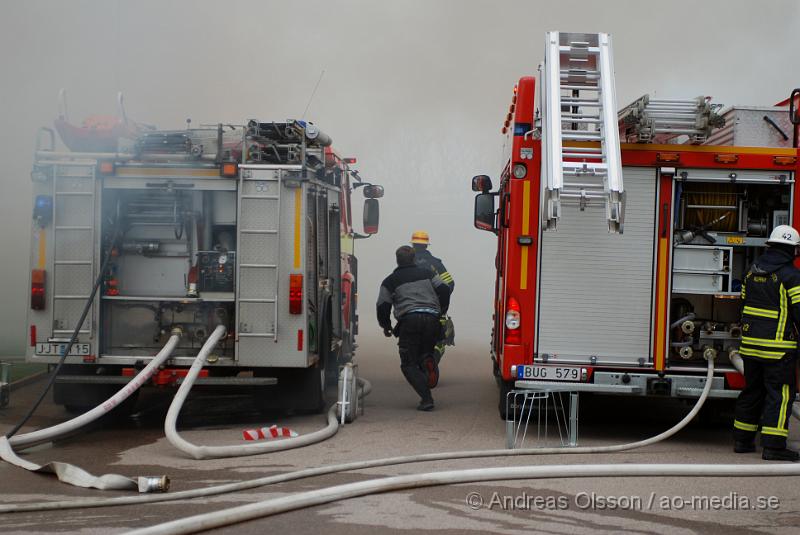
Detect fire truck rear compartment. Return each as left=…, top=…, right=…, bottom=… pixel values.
left=536, top=167, right=793, bottom=372
left=669, top=178, right=792, bottom=368
left=99, top=187, right=236, bottom=359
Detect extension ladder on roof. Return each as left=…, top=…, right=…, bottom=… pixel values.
left=541, top=31, right=624, bottom=233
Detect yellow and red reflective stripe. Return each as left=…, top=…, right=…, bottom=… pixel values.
left=740, top=336, right=797, bottom=349
left=738, top=346, right=787, bottom=359
left=519, top=181, right=530, bottom=290
left=777, top=284, right=788, bottom=341
left=293, top=187, right=302, bottom=269
left=733, top=420, right=758, bottom=432
left=742, top=306, right=779, bottom=319
left=777, top=384, right=790, bottom=430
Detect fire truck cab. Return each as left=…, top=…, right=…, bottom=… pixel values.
left=473, top=32, right=800, bottom=417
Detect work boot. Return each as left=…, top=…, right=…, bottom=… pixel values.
left=762, top=447, right=800, bottom=462
left=417, top=399, right=435, bottom=412
left=733, top=440, right=756, bottom=453
left=422, top=355, right=439, bottom=389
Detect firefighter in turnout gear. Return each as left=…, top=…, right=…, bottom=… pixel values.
left=734, top=225, right=800, bottom=461
left=377, top=246, right=451, bottom=411
left=411, top=231, right=455, bottom=363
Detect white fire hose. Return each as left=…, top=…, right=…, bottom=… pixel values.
left=165, top=325, right=371, bottom=459
left=0, top=324, right=370, bottom=496
left=0, top=329, right=182, bottom=492
left=128, top=462, right=800, bottom=535
left=2, top=357, right=718, bottom=514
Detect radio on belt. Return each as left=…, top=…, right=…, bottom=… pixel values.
left=197, top=250, right=235, bottom=292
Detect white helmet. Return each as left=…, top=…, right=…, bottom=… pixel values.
left=767, top=225, right=800, bottom=246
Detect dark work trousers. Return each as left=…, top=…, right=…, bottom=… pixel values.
left=734, top=354, right=797, bottom=449
left=397, top=312, right=441, bottom=403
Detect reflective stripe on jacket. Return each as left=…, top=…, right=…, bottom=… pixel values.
left=740, top=248, right=800, bottom=360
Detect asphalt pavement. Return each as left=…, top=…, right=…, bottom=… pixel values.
left=1, top=336, right=799, bottom=535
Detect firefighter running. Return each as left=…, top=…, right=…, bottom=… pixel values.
left=377, top=246, right=451, bottom=411
left=734, top=225, right=800, bottom=462
left=411, top=231, right=455, bottom=363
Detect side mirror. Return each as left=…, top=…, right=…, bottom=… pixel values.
left=363, top=184, right=384, bottom=198
left=474, top=193, right=496, bottom=232
left=364, top=198, right=380, bottom=234
left=472, top=175, right=493, bottom=192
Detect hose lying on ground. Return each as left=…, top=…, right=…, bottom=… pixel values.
left=128, top=461, right=800, bottom=535
left=0, top=357, right=715, bottom=513
left=0, top=330, right=182, bottom=492
left=165, top=325, right=371, bottom=459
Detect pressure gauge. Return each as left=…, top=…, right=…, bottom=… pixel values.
left=218, top=254, right=228, bottom=265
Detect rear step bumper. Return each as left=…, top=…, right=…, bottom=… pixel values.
left=54, top=375, right=277, bottom=386
left=515, top=371, right=741, bottom=399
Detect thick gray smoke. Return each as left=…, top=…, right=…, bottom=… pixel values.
left=1, top=0, right=799, bottom=355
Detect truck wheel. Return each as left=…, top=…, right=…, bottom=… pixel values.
left=61, top=389, right=139, bottom=419
left=320, top=297, right=339, bottom=387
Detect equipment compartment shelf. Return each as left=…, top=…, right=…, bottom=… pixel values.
left=102, top=293, right=235, bottom=303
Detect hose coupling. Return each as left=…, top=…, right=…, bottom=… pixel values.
left=702, top=346, right=718, bottom=361
left=140, top=475, right=171, bottom=493
left=170, top=326, right=184, bottom=338
left=679, top=346, right=694, bottom=360
left=680, top=320, right=695, bottom=335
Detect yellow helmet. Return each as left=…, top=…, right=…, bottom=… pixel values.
left=411, top=230, right=430, bottom=245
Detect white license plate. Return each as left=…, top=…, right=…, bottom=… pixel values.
left=517, top=365, right=584, bottom=382
left=35, top=343, right=91, bottom=356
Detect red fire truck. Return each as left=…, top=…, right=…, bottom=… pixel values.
left=472, top=32, right=800, bottom=417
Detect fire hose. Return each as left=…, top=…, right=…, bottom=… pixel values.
left=5, top=349, right=799, bottom=526
left=129, top=462, right=800, bottom=535
left=2, top=355, right=723, bottom=514
left=164, top=325, right=371, bottom=459
left=0, top=325, right=370, bottom=495
left=0, top=330, right=182, bottom=492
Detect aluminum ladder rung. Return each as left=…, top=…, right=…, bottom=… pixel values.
left=562, top=132, right=602, bottom=141
left=238, top=332, right=277, bottom=338
left=561, top=117, right=602, bottom=124
left=560, top=84, right=599, bottom=91
left=240, top=229, right=278, bottom=235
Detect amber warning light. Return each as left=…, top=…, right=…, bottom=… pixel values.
left=221, top=162, right=239, bottom=177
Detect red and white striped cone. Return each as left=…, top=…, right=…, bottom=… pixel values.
left=242, top=425, right=299, bottom=441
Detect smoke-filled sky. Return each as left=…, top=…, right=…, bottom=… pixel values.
left=1, top=0, right=799, bottom=355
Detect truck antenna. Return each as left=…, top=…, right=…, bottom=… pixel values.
left=301, top=70, right=326, bottom=120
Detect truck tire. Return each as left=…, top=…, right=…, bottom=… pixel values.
left=59, top=386, right=139, bottom=419
left=320, top=298, right=339, bottom=387
left=253, top=366, right=326, bottom=414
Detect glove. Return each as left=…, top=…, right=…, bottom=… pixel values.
left=383, top=327, right=393, bottom=338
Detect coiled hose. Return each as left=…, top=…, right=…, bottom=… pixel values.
left=165, top=325, right=371, bottom=459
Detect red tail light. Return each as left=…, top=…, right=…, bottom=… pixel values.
left=297, top=329, right=304, bottom=351
left=289, top=274, right=303, bottom=314
left=504, top=297, right=522, bottom=345
left=31, top=269, right=46, bottom=310
left=30, top=325, right=37, bottom=347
